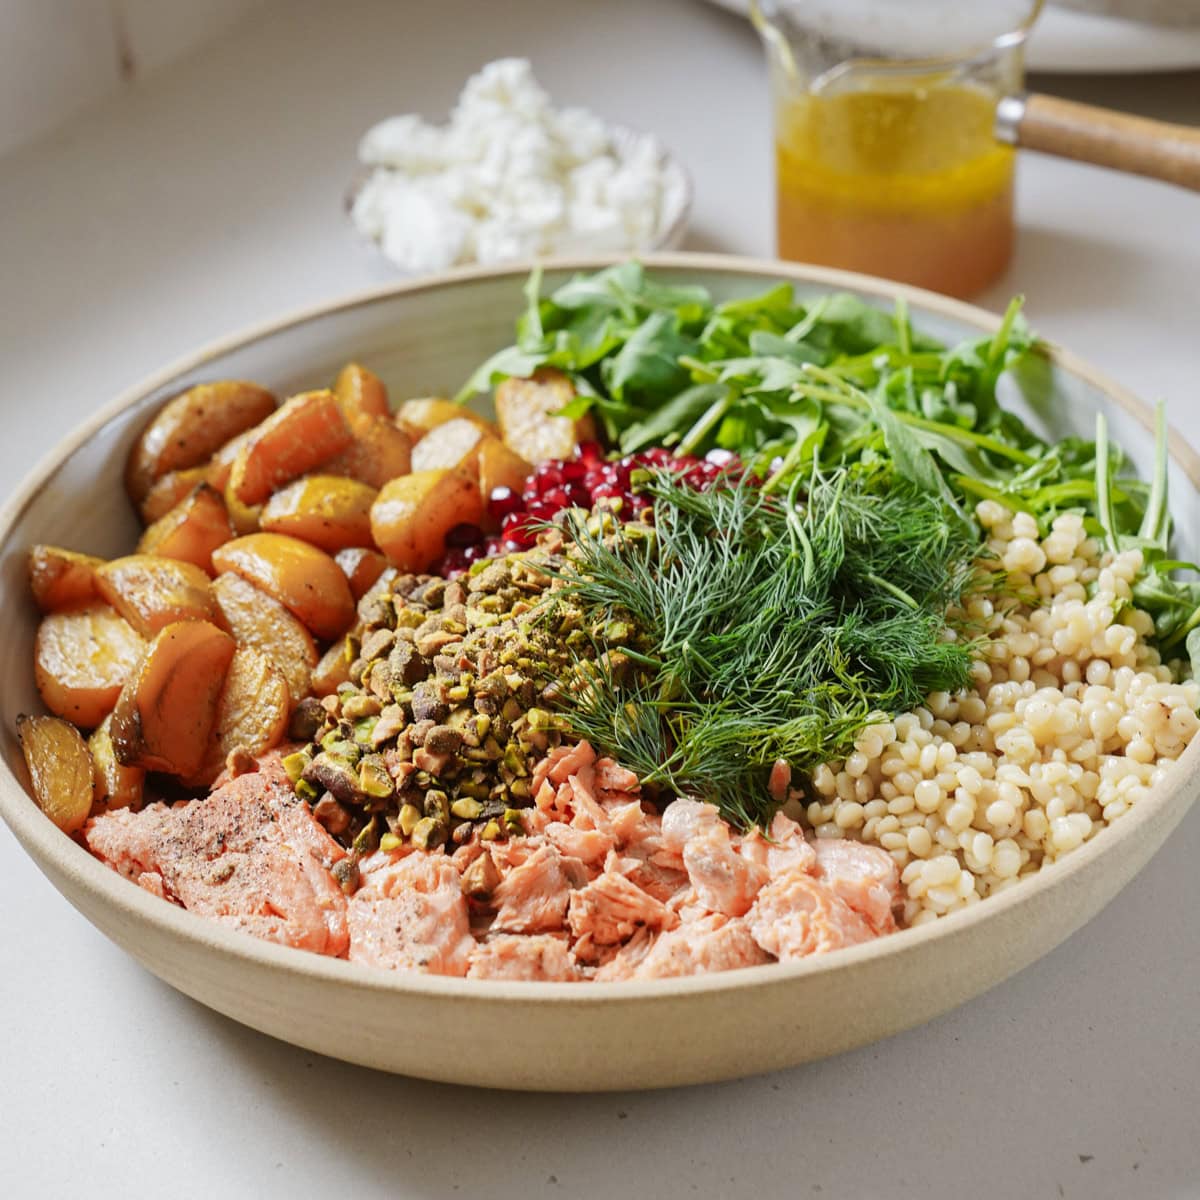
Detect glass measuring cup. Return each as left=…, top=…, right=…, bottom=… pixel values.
left=753, top=0, right=1044, bottom=298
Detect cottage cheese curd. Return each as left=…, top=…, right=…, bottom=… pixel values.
left=350, top=59, right=688, bottom=272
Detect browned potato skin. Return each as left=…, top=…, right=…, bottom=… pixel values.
left=494, top=368, right=596, bottom=464
left=140, top=466, right=211, bottom=524
left=311, top=639, right=351, bottom=697
left=410, top=417, right=486, bottom=475
left=334, top=547, right=389, bottom=601
left=95, top=555, right=219, bottom=638
left=28, top=545, right=104, bottom=613
left=110, top=620, right=236, bottom=778
left=88, top=713, right=145, bottom=811
left=322, top=416, right=412, bottom=489
left=211, top=533, right=355, bottom=642
left=229, top=389, right=353, bottom=506
left=212, top=571, right=316, bottom=701
left=137, top=483, right=234, bottom=574
left=334, top=363, right=390, bottom=429
left=395, top=397, right=497, bottom=443
left=224, top=475, right=263, bottom=536
left=17, top=714, right=95, bottom=834
left=125, top=381, right=277, bottom=505
left=191, top=646, right=290, bottom=784
left=34, top=604, right=145, bottom=728
left=477, top=436, right=532, bottom=502
left=260, top=475, right=377, bottom=553
left=370, top=468, right=485, bottom=572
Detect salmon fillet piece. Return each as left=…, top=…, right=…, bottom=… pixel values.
left=764, top=811, right=818, bottom=876
left=491, top=843, right=589, bottom=933
left=567, top=868, right=680, bottom=946
left=660, top=798, right=721, bottom=852
left=467, top=934, right=579, bottom=981
left=347, top=853, right=474, bottom=975
left=748, top=871, right=875, bottom=960
left=543, top=820, right=614, bottom=868
left=812, top=837, right=900, bottom=935
left=625, top=914, right=771, bottom=980
left=681, top=819, right=769, bottom=917
left=85, top=769, right=349, bottom=956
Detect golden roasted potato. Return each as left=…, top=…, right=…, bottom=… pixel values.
left=137, top=483, right=234, bottom=574
left=110, top=620, right=236, bottom=778
left=477, top=436, right=532, bottom=503
left=125, top=381, right=276, bottom=505
left=370, top=468, right=484, bottom=571
left=334, top=363, right=390, bottom=429
left=334, top=547, right=390, bottom=601
left=322, top=415, right=412, bottom=489
left=140, top=465, right=212, bottom=525
left=28, top=545, right=103, bottom=613
left=16, top=714, right=95, bottom=834
left=192, top=646, right=290, bottom=784
left=311, top=639, right=352, bottom=697
left=228, top=389, right=353, bottom=506
left=395, top=397, right=497, bottom=443
left=34, top=605, right=145, bottom=728
left=223, top=474, right=263, bottom=535
left=88, top=713, right=145, bottom=811
left=494, top=367, right=596, bottom=464
left=211, top=533, right=355, bottom=641
left=260, top=475, right=377, bottom=553
left=207, top=427, right=257, bottom=494
left=212, top=571, right=317, bottom=701
left=410, top=417, right=486, bottom=475
left=95, top=554, right=219, bottom=638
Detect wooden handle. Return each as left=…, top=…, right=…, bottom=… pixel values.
left=1011, top=93, right=1200, bottom=192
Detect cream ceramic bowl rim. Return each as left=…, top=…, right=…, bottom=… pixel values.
left=3, top=251, right=1199, bottom=1011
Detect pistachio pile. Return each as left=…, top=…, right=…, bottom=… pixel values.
left=285, top=539, right=615, bottom=864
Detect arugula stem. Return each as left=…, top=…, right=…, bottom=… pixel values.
left=1094, top=412, right=1120, bottom=555
left=1137, top=400, right=1169, bottom=549
left=678, top=390, right=736, bottom=455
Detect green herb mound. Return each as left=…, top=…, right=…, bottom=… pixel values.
left=554, top=470, right=979, bottom=828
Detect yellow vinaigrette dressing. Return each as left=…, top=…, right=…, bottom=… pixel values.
left=775, top=83, right=1014, bottom=298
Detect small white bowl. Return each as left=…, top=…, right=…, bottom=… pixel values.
left=345, top=124, right=692, bottom=270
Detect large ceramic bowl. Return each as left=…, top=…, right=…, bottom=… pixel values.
left=2, top=254, right=1197, bottom=1091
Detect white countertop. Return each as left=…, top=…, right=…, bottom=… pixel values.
left=2, top=1, right=1198, bottom=1196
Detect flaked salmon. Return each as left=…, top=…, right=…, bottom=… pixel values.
left=748, top=872, right=875, bottom=960
left=812, top=837, right=900, bottom=935
left=467, top=934, right=579, bottom=981
left=86, top=765, right=349, bottom=956
left=348, top=852, right=474, bottom=975
left=491, top=843, right=589, bottom=933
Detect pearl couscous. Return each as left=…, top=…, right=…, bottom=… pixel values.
left=804, top=502, right=1200, bottom=927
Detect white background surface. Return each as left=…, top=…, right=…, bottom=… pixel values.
left=1, top=2, right=1198, bottom=1196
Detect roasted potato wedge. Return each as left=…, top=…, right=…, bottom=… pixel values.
left=95, top=554, right=219, bottom=638
left=17, top=714, right=95, bottom=834
left=125, top=381, right=276, bottom=504
left=395, top=397, right=497, bottom=443
left=334, top=363, right=390, bottom=429
left=211, top=533, right=355, bottom=641
left=311, top=639, right=352, bottom=697
left=477, top=435, right=532, bottom=503
left=88, top=713, right=145, bottom=812
left=137, top=483, right=234, bottom=574
left=228, top=389, right=353, bottom=506
left=110, top=620, right=236, bottom=778
left=28, top=545, right=103, bottom=613
left=212, top=571, right=317, bottom=702
left=192, top=646, right=290, bottom=784
left=334, top=547, right=390, bottom=601
left=410, top=417, right=487, bottom=475
left=207, top=427, right=256, bottom=494
left=495, top=368, right=596, bottom=464
left=322, top=415, right=412, bottom=489
left=260, top=475, right=377, bottom=553
left=140, top=465, right=212, bottom=524
left=370, top=468, right=484, bottom=571
left=223, top=474, right=263, bottom=536
left=34, top=605, right=145, bottom=728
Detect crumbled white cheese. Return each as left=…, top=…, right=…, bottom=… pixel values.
left=351, top=58, right=687, bottom=272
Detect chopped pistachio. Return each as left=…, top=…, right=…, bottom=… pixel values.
left=397, top=804, right=422, bottom=837
left=480, top=820, right=502, bottom=841
left=450, top=797, right=484, bottom=820
left=379, top=832, right=403, bottom=853
left=411, top=817, right=447, bottom=850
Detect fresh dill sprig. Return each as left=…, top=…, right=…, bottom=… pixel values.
left=548, top=469, right=980, bottom=828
